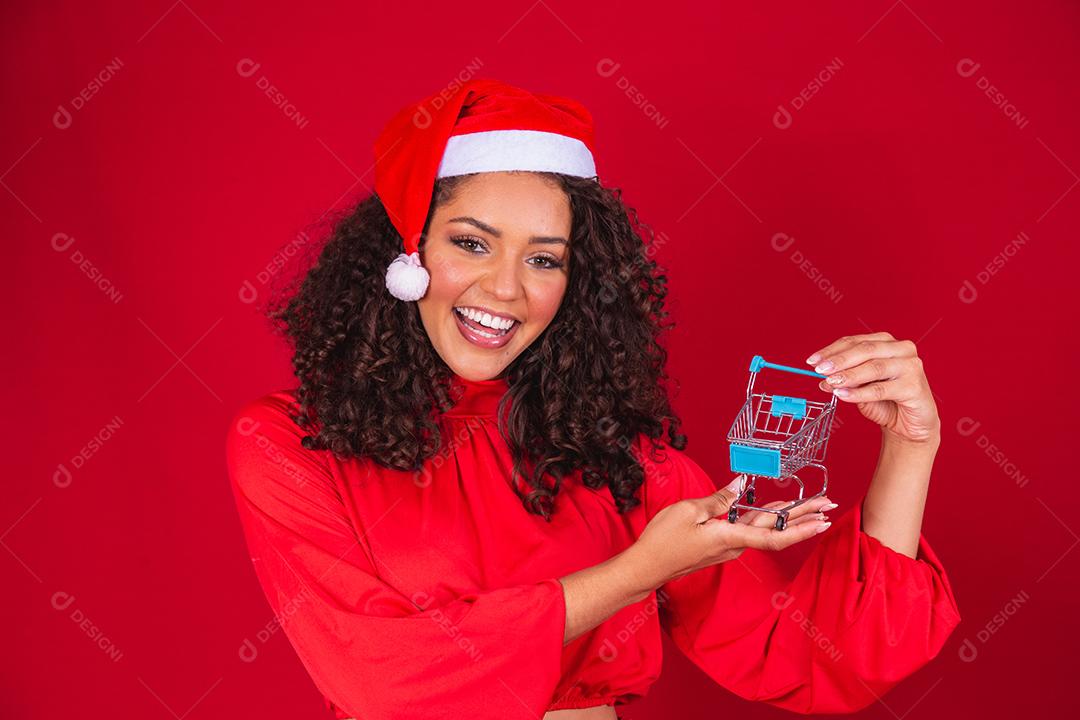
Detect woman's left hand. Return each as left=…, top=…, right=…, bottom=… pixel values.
left=805, top=332, right=941, bottom=445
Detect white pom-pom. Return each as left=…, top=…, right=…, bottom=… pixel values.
left=385, top=251, right=430, bottom=301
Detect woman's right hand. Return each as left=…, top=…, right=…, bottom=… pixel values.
left=624, top=478, right=836, bottom=589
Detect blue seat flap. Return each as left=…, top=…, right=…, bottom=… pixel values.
left=769, top=394, right=807, bottom=420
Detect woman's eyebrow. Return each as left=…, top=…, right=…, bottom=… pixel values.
left=448, top=216, right=568, bottom=245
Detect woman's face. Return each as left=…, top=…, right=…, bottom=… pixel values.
left=417, top=171, right=571, bottom=381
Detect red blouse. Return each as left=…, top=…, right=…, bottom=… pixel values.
left=225, top=374, right=961, bottom=719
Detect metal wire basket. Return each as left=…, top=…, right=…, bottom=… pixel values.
left=725, top=355, right=838, bottom=529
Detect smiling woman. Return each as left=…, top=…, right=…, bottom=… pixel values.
left=263, top=158, right=678, bottom=519
left=418, top=172, right=572, bottom=377
left=226, top=78, right=960, bottom=720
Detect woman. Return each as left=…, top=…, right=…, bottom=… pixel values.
left=225, top=78, right=960, bottom=720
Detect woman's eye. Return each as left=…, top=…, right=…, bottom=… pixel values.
left=529, top=255, right=565, bottom=269
left=450, top=236, right=486, bottom=253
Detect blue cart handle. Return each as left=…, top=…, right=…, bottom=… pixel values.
left=750, top=354, right=827, bottom=379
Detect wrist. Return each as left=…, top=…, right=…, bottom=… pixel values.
left=882, top=426, right=941, bottom=453
left=612, top=544, right=663, bottom=604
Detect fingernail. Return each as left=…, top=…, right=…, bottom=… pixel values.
left=806, top=354, right=821, bottom=365
left=816, top=522, right=832, bottom=533
left=821, top=502, right=838, bottom=511
left=724, top=476, right=742, bottom=491
left=834, top=388, right=851, bottom=397
left=815, top=360, right=835, bottom=373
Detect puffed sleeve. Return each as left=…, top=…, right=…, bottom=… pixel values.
left=225, top=393, right=567, bottom=720
left=635, top=435, right=961, bottom=714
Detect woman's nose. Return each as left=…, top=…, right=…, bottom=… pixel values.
left=481, top=256, right=523, bottom=300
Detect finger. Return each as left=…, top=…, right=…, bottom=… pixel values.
left=739, top=496, right=834, bottom=528
left=807, top=335, right=916, bottom=376
left=737, top=500, right=790, bottom=526
left=805, top=332, right=895, bottom=366
left=821, top=376, right=922, bottom=404
left=694, top=476, right=743, bottom=522
left=728, top=517, right=831, bottom=551
left=817, top=356, right=920, bottom=393
left=788, top=511, right=827, bottom=527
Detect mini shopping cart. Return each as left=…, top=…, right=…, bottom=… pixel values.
left=725, top=355, right=838, bottom=530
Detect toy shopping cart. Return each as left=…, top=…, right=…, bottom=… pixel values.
left=725, top=355, right=838, bottom=530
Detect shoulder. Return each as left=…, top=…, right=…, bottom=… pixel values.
left=225, top=389, right=333, bottom=500
left=225, top=389, right=305, bottom=453
left=229, top=388, right=302, bottom=423
left=633, top=433, right=719, bottom=516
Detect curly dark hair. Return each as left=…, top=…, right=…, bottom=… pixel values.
left=265, top=172, right=688, bottom=521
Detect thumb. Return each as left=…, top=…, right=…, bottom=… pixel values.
left=697, top=475, right=744, bottom=521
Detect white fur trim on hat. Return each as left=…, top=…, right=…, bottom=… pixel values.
left=436, top=129, right=596, bottom=179
left=385, top=251, right=430, bottom=301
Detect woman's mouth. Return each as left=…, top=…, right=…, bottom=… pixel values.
left=453, top=307, right=520, bottom=349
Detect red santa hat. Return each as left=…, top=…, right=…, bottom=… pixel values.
left=373, top=77, right=598, bottom=301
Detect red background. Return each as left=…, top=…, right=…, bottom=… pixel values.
left=6, top=1, right=1076, bottom=717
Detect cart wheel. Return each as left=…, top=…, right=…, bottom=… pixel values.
left=727, top=507, right=738, bottom=523
left=775, top=515, right=787, bottom=531
left=746, top=488, right=755, bottom=504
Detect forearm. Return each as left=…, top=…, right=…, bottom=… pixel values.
left=558, top=546, right=658, bottom=645
left=861, top=429, right=940, bottom=559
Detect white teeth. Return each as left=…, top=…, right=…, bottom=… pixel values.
left=455, top=307, right=516, bottom=331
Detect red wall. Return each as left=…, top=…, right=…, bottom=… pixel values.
left=6, top=1, right=1075, bottom=717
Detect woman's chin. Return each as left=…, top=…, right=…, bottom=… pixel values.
left=444, top=337, right=522, bottom=381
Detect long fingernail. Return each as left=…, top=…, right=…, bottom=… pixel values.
left=806, top=353, right=821, bottom=365
left=821, top=502, right=838, bottom=511
left=816, top=522, right=832, bottom=533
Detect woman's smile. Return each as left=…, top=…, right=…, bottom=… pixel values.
left=452, top=305, right=521, bottom=349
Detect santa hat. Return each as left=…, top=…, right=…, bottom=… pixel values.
left=373, top=77, right=598, bottom=301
